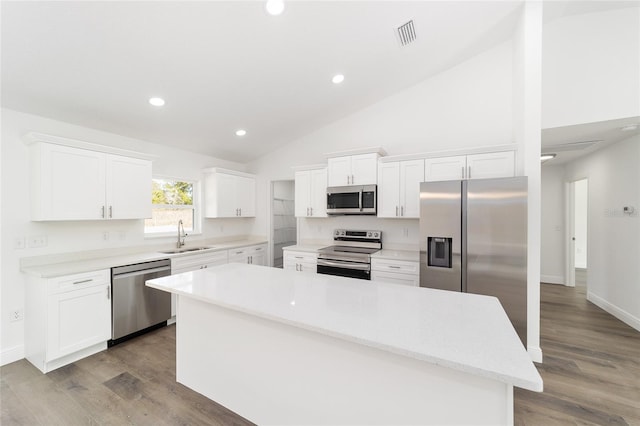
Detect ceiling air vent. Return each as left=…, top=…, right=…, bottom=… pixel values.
left=396, top=20, right=416, bottom=46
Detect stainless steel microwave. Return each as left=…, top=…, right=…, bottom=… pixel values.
left=326, top=185, right=377, bottom=215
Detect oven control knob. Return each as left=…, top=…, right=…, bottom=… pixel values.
left=374, top=232, right=379, bottom=238
left=335, top=230, right=339, bottom=236
left=367, top=232, right=372, bottom=237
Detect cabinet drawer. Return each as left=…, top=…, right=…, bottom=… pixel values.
left=284, top=251, right=318, bottom=264
left=171, top=251, right=228, bottom=272
left=372, top=271, right=420, bottom=287
left=49, top=270, right=110, bottom=294
left=371, top=259, right=418, bottom=275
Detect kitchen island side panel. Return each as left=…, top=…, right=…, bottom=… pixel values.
left=176, top=295, right=512, bottom=426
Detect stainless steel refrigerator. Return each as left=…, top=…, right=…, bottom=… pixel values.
left=419, top=177, right=528, bottom=345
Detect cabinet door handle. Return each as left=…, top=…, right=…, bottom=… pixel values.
left=300, top=264, right=303, bottom=272
left=396, top=206, right=398, bottom=217
left=295, top=256, right=303, bottom=259
left=295, top=264, right=299, bottom=271
left=73, top=279, right=93, bottom=285
left=306, top=207, right=310, bottom=216
left=101, top=206, right=105, bottom=218
left=239, top=208, right=242, bottom=216
left=109, top=206, right=113, bottom=218
left=468, top=166, right=471, bottom=179
left=461, top=166, right=465, bottom=179
left=310, top=207, right=313, bottom=216
left=388, top=265, right=401, bottom=269
left=106, top=285, right=111, bottom=299
left=401, top=206, right=404, bottom=216
left=352, top=174, right=354, bottom=184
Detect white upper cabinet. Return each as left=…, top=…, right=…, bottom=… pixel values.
left=378, top=159, right=424, bottom=218
left=295, top=168, right=327, bottom=218
left=327, top=153, right=378, bottom=186
left=29, top=142, right=151, bottom=221
left=465, top=151, right=515, bottom=179
left=425, top=151, right=515, bottom=181
left=203, top=168, right=256, bottom=218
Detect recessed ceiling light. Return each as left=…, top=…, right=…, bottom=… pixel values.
left=149, top=97, right=165, bottom=107
left=235, top=129, right=247, bottom=137
left=332, top=74, right=345, bottom=84
left=265, top=0, right=284, bottom=16
left=540, top=153, right=556, bottom=163
left=620, top=124, right=638, bottom=132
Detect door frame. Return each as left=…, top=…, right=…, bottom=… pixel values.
left=564, top=177, right=588, bottom=287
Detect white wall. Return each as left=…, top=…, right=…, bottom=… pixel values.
left=540, top=164, right=565, bottom=284
left=565, top=135, right=640, bottom=331
left=0, top=108, right=258, bottom=364
left=542, top=7, right=640, bottom=129
left=574, top=179, right=588, bottom=269
left=249, top=40, right=515, bottom=251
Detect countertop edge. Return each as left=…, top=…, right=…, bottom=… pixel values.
left=146, top=275, right=543, bottom=393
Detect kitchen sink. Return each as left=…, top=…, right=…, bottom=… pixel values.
left=159, top=246, right=217, bottom=254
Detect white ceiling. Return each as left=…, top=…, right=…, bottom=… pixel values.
left=1, top=1, right=636, bottom=164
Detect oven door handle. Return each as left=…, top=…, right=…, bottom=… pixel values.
left=359, top=188, right=363, bottom=212
left=317, top=259, right=370, bottom=271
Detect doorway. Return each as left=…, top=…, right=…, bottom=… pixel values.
left=270, top=180, right=296, bottom=268
left=566, top=178, right=588, bottom=287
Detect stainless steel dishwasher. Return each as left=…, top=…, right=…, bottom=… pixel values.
left=110, top=259, right=171, bottom=345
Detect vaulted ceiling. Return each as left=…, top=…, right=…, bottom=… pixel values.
left=2, top=1, right=635, bottom=163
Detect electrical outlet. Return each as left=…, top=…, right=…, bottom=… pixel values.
left=27, top=235, right=48, bottom=248
left=14, top=237, right=26, bottom=249
left=10, top=309, right=23, bottom=322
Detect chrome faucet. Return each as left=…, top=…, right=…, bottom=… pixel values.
left=177, top=219, right=187, bottom=248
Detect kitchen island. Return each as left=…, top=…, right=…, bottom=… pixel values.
left=147, top=263, right=542, bottom=425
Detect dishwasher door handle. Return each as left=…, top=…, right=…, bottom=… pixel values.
left=112, top=266, right=171, bottom=280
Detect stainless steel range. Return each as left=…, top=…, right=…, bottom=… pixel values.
left=317, top=229, right=382, bottom=280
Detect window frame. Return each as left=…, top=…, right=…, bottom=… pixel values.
left=144, top=176, right=202, bottom=237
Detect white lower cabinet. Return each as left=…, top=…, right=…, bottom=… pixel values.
left=170, top=250, right=229, bottom=319
left=228, top=244, right=267, bottom=266
left=283, top=251, right=318, bottom=274
left=371, top=259, right=419, bottom=287
left=171, top=250, right=229, bottom=274
left=26, top=269, right=111, bottom=373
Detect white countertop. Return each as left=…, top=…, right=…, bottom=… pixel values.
left=21, top=239, right=267, bottom=278
left=371, top=249, right=419, bottom=262
left=147, top=263, right=543, bottom=392
left=282, top=244, right=327, bottom=253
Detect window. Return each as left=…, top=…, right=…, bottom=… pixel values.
left=144, top=178, right=200, bottom=235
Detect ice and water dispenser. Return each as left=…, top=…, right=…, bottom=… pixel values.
left=427, top=237, right=452, bottom=268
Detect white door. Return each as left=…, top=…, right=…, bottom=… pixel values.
left=425, top=155, right=467, bottom=181
left=377, top=162, right=400, bottom=218
left=41, top=144, right=106, bottom=220
left=47, top=285, right=111, bottom=360
left=309, top=168, right=328, bottom=217
left=216, top=173, right=238, bottom=217
left=294, top=171, right=311, bottom=217
left=106, top=155, right=152, bottom=219
left=466, top=151, right=515, bottom=179
left=400, top=159, right=425, bottom=218
left=237, top=176, right=256, bottom=217
left=327, top=156, right=352, bottom=186
left=350, top=153, right=378, bottom=185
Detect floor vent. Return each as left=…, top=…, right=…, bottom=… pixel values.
left=397, top=20, right=416, bottom=46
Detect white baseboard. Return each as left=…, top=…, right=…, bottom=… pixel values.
left=587, top=292, right=640, bottom=332
left=527, top=346, right=543, bottom=363
left=1, top=345, right=24, bottom=366
left=540, top=275, right=564, bottom=285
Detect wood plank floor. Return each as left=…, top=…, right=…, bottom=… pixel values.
left=515, top=283, right=640, bottom=425
left=2, top=282, right=639, bottom=425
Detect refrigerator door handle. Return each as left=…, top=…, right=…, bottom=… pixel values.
left=461, top=180, right=468, bottom=293
left=461, top=166, right=465, bottom=179
left=358, top=189, right=363, bottom=211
